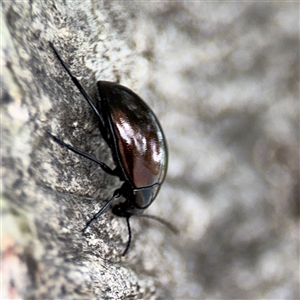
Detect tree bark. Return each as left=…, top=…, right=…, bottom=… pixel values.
left=2, top=1, right=299, bottom=299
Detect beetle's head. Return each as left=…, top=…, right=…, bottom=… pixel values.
left=112, top=193, right=145, bottom=217
left=112, top=202, right=132, bottom=218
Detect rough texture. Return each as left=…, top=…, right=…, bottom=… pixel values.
left=1, top=1, right=299, bottom=299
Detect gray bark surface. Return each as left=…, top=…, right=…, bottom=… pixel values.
left=2, top=1, right=299, bottom=299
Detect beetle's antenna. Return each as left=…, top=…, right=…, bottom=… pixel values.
left=136, top=214, right=178, bottom=234
left=82, top=191, right=121, bottom=233
left=49, top=42, right=105, bottom=125
left=47, top=131, right=117, bottom=176
left=122, top=217, right=132, bottom=256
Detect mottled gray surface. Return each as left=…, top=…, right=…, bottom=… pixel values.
left=2, top=1, right=299, bottom=299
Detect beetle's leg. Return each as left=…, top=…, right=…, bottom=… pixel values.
left=82, top=189, right=122, bottom=232
left=47, top=131, right=117, bottom=176
left=49, top=42, right=105, bottom=127
left=122, top=216, right=132, bottom=256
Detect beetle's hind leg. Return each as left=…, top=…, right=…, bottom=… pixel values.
left=49, top=42, right=105, bottom=127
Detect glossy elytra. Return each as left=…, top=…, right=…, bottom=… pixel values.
left=48, top=42, right=172, bottom=256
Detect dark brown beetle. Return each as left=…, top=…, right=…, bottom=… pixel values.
left=48, top=43, right=170, bottom=256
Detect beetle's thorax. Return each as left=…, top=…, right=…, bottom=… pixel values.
left=114, top=182, right=160, bottom=216
left=133, top=184, right=160, bottom=209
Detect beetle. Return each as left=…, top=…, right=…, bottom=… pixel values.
left=48, top=42, right=171, bottom=256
